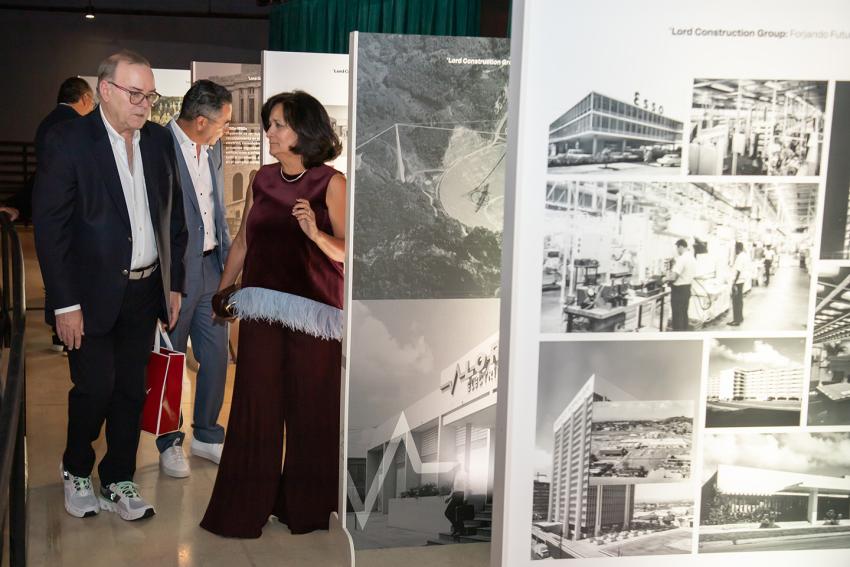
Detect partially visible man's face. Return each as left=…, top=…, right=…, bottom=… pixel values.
left=676, top=245, right=686, bottom=256
left=99, top=61, right=156, bottom=133
left=198, top=102, right=232, bottom=146
left=79, top=90, right=96, bottom=116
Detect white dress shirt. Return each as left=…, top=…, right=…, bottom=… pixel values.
left=56, top=109, right=159, bottom=316
left=671, top=253, right=696, bottom=286
left=169, top=120, right=217, bottom=252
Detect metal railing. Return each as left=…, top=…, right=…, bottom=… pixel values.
left=0, top=210, right=26, bottom=566
left=0, top=142, right=35, bottom=202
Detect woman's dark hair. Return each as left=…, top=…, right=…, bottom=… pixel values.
left=261, top=90, right=342, bottom=168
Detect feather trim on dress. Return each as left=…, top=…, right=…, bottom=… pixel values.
left=230, top=287, right=342, bottom=341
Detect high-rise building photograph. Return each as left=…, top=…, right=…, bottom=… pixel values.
left=705, top=337, right=805, bottom=427
left=532, top=340, right=700, bottom=559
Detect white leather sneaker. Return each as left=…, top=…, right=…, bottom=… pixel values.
left=99, top=481, right=155, bottom=521
left=190, top=439, right=223, bottom=464
left=159, top=442, right=190, bottom=478
left=61, top=462, right=99, bottom=518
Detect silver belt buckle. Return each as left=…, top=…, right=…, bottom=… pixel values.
left=129, top=263, right=158, bottom=280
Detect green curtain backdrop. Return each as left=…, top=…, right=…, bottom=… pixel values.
left=269, top=0, right=482, bottom=53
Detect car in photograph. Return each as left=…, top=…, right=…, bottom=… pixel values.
left=657, top=153, right=682, bottom=167
left=565, top=148, right=593, bottom=164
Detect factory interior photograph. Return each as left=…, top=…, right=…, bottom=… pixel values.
left=688, top=79, right=827, bottom=177
left=541, top=180, right=818, bottom=333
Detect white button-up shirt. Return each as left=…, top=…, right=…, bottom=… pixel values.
left=101, top=107, right=158, bottom=269
left=169, top=120, right=217, bottom=252
left=55, top=108, right=159, bottom=316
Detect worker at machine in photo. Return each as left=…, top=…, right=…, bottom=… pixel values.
left=729, top=241, right=749, bottom=326
left=666, top=238, right=696, bottom=331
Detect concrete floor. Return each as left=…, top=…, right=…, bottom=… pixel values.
left=16, top=226, right=489, bottom=567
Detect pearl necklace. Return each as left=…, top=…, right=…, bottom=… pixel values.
left=280, top=166, right=307, bottom=183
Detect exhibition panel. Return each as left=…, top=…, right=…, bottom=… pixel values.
left=342, top=32, right=509, bottom=554
left=261, top=51, right=349, bottom=172
left=192, top=62, right=262, bottom=237
left=496, top=0, right=850, bottom=566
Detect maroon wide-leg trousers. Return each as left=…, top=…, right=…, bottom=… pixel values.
left=200, top=319, right=341, bottom=538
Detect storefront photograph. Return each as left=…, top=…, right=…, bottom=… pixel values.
left=540, top=180, right=817, bottom=333
left=688, top=79, right=827, bottom=176
left=700, top=432, right=850, bottom=553
left=705, top=338, right=805, bottom=427
left=345, top=299, right=499, bottom=550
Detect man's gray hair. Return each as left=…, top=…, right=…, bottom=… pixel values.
left=178, top=80, right=233, bottom=121
left=96, top=49, right=151, bottom=86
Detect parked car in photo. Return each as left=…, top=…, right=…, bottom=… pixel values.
left=565, top=148, right=593, bottom=164
left=657, top=153, right=682, bottom=167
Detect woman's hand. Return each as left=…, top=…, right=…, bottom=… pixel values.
left=292, top=198, right=320, bottom=241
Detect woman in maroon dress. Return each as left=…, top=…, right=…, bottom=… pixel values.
left=201, top=91, right=345, bottom=538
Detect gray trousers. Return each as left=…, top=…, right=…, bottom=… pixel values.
left=156, top=253, right=228, bottom=452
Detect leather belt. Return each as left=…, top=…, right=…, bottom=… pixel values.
left=202, top=247, right=217, bottom=258
left=128, top=262, right=159, bottom=280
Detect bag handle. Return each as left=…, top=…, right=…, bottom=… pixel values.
left=155, top=322, right=175, bottom=351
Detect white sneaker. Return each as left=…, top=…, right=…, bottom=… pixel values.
left=61, top=462, right=99, bottom=518
left=98, top=481, right=155, bottom=521
left=190, top=439, right=223, bottom=464
left=159, top=443, right=191, bottom=478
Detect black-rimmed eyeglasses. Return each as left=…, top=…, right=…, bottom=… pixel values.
left=109, top=81, right=161, bottom=106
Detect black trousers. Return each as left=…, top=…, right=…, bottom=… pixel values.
left=63, top=274, right=162, bottom=486
left=670, top=284, right=691, bottom=331
left=764, top=259, right=772, bottom=285
left=731, top=283, right=744, bottom=324
left=445, top=491, right=465, bottom=534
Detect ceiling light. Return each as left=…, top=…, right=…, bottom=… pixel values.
left=841, top=291, right=850, bottom=301
left=85, top=1, right=95, bottom=19
left=709, top=82, right=736, bottom=93
left=821, top=309, right=840, bottom=316
left=832, top=301, right=850, bottom=310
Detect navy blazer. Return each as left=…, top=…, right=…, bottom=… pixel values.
left=33, top=108, right=188, bottom=335
left=35, top=104, right=81, bottom=162
left=168, top=125, right=231, bottom=287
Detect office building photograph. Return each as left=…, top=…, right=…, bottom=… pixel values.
left=700, top=432, right=850, bottom=553
left=548, top=91, right=684, bottom=175
left=531, top=340, right=700, bottom=559
left=689, top=79, right=827, bottom=176
left=541, top=180, right=817, bottom=334
left=705, top=338, right=805, bottom=427
left=345, top=299, right=500, bottom=550
left=818, top=82, right=850, bottom=260
left=808, top=266, right=850, bottom=425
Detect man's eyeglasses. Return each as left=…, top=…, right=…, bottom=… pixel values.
left=109, top=81, right=161, bottom=106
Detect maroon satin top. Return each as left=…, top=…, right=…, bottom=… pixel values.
left=242, top=164, right=344, bottom=309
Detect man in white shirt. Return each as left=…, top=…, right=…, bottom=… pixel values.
left=763, top=244, right=776, bottom=286
left=157, top=80, right=232, bottom=478
left=667, top=238, right=696, bottom=331
left=33, top=50, right=187, bottom=521
left=730, top=241, right=749, bottom=326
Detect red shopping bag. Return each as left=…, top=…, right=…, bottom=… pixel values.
left=141, top=326, right=184, bottom=436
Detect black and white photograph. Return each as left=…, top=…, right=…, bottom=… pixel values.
left=819, top=82, right=850, bottom=260
left=540, top=181, right=817, bottom=334
left=590, top=401, right=693, bottom=483
left=193, top=62, right=262, bottom=236
left=326, top=104, right=348, bottom=173
left=345, top=298, right=500, bottom=550
left=706, top=338, right=805, bottom=428
left=351, top=33, right=509, bottom=300
left=808, top=266, right=850, bottom=425
left=699, top=432, right=850, bottom=553
left=689, top=79, right=827, bottom=176
left=547, top=91, right=684, bottom=176
left=531, top=340, right=700, bottom=559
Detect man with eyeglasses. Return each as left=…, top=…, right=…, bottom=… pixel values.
left=156, top=80, right=232, bottom=479
left=33, top=50, right=187, bottom=521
